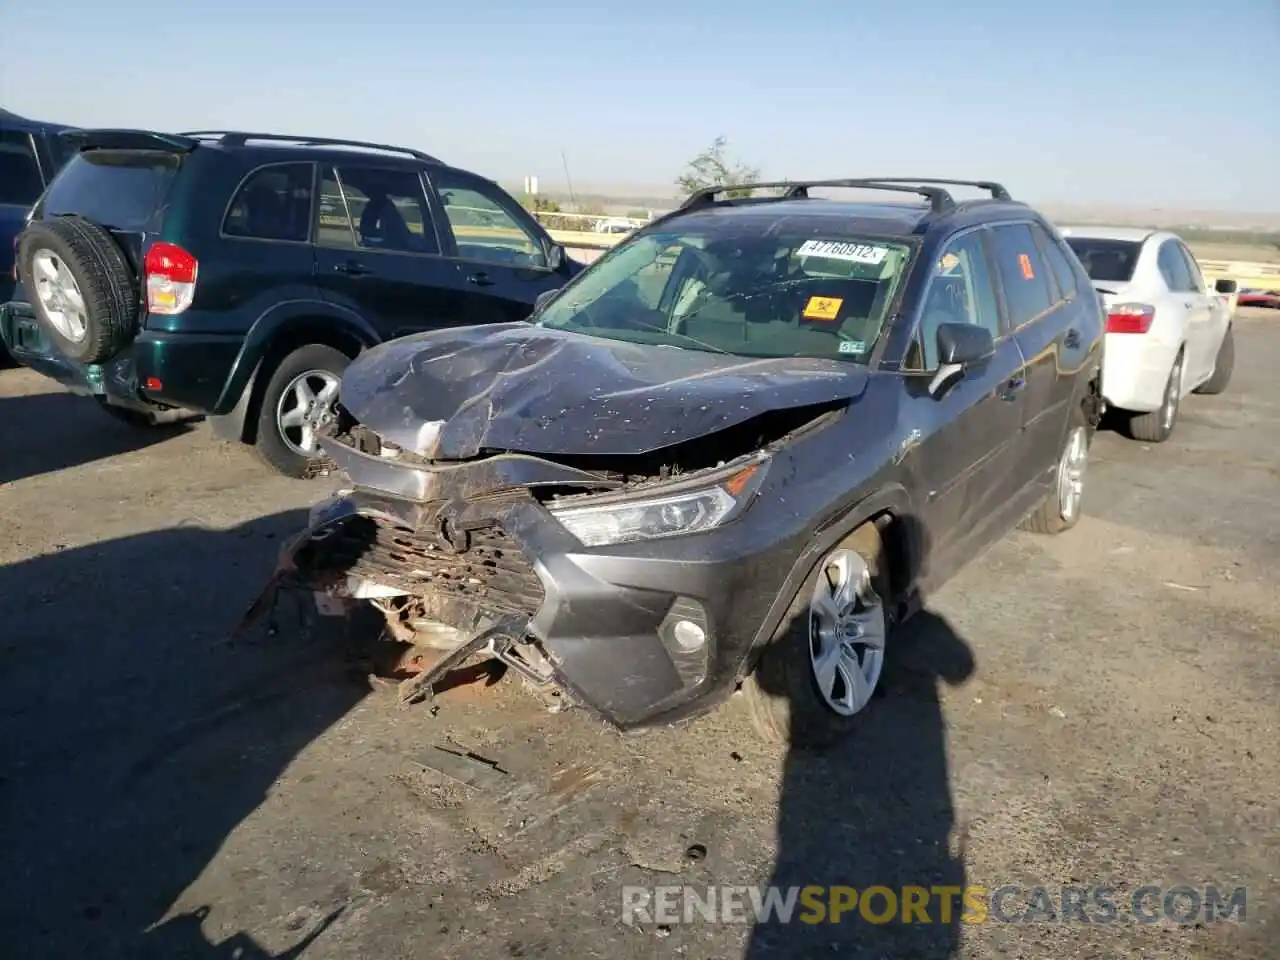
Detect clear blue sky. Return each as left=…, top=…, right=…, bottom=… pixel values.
left=3, top=0, right=1277, bottom=211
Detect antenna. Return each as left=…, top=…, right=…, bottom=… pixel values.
left=561, top=151, right=577, bottom=207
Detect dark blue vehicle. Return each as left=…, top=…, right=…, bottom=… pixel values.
left=4, top=129, right=582, bottom=475
left=275, top=178, right=1108, bottom=746
left=1, top=108, right=76, bottom=361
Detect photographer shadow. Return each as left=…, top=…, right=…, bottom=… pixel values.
left=0, top=510, right=371, bottom=959
left=746, top=519, right=976, bottom=959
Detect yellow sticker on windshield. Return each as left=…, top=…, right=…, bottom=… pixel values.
left=803, top=296, right=843, bottom=321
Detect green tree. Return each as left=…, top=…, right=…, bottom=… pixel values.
left=676, top=136, right=761, bottom=199
left=520, top=195, right=561, bottom=215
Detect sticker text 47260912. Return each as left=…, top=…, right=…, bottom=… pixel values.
left=797, top=240, right=889, bottom=265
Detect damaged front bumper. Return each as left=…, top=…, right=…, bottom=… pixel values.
left=281, top=434, right=796, bottom=730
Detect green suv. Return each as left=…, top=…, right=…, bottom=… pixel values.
left=2, top=129, right=580, bottom=476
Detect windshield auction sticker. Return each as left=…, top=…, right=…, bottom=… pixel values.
left=803, top=296, right=844, bottom=321
left=797, top=240, right=889, bottom=265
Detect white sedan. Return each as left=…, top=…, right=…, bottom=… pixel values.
left=1059, top=226, right=1236, bottom=442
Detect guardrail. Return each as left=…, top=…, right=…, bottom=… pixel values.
left=1195, top=259, right=1280, bottom=293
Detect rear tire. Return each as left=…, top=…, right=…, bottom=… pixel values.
left=17, top=217, right=138, bottom=364
left=742, top=523, right=890, bottom=749
left=1127, top=349, right=1183, bottom=443
left=1194, top=326, right=1233, bottom=395
left=1019, top=406, right=1090, bottom=535
left=252, top=343, right=350, bottom=479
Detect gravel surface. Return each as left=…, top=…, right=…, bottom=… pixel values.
left=1, top=310, right=1276, bottom=959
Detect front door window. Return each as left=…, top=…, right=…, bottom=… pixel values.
left=429, top=172, right=546, bottom=269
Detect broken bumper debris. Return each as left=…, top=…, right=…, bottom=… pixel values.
left=281, top=464, right=788, bottom=728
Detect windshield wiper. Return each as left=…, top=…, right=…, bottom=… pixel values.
left=610, top=316, right=732, bottom=354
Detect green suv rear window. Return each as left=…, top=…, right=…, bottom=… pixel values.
left=43, top=149, right=181, bottom=231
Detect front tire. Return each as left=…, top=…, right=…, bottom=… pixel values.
left=253, top=343, right=349, bottom=478
left=742, top=524, right=890, bottom=749
left=1194, top=326, right=1233, bottom=395
left=1127, top=349, right=1183, bottom=443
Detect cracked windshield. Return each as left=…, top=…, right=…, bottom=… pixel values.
left=536, top=229, right=914, bottom=360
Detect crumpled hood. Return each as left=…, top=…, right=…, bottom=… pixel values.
left=338, top=323, right=869, bottom=459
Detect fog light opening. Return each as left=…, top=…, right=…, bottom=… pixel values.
left=659, top=597, right=711, bottom=690
left=672, top=619, right=707, bottom=652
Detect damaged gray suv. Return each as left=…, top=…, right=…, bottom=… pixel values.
left=272, top=178, right=1105, bottom=747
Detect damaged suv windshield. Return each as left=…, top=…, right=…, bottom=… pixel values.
left=536, top=228, right=915, bottom=361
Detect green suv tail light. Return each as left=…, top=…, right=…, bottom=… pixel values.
left=144, top=241, right=197, bottom=315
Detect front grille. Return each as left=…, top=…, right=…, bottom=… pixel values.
left=300, top=513, right=544, bottom=619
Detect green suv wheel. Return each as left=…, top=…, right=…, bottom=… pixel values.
left=253, top=343, right=350, bottom=478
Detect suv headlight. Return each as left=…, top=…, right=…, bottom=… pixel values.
left=547, top=462, right=764, bottom=547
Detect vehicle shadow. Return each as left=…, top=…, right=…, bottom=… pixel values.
left=745, top=524, right=975, bottom=958
left=0, top=391, right=200, bottom=485
left=0, top=510, right=368, bottom=958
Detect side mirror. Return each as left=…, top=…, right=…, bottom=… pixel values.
left=1215, top=278, right=1238, bottom=294
left=929, top=322, right=995, bottom=397
left=533, top=288, right=560, bottom=313
left=546, top=243, right=566, bottom=272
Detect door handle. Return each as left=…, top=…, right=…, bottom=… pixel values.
left=334, top=261, right=371, bottom=277
left=1064, top=328, right=1080, bottom=349
left=999, top=376, right=1026, bottom=401
left=467, top=271, right=495, bottom=287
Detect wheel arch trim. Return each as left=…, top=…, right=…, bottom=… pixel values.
left=208, top=300, right=379, bottom=442
left=737, top=482, right=921, bottom=676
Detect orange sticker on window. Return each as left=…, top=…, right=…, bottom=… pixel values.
left=1018, top=253, right=1035, bottom=279
left=803, top=296, right=843, bottom=321
left=940, top=252, right=960, bottom=272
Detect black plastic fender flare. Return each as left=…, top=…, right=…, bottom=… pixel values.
left=737, top=481, right=921, bottom=677
left=207, top=301, right=380, bottom=442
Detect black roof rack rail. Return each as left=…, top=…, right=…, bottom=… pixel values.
left=854, top=178, right=1012, bottom=201
left=679, top=178, right=956, bottom=214
left=178, top=131, right=441, bottom=164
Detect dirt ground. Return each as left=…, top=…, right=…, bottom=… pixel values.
left=1, top=312, right=1277, bottom=960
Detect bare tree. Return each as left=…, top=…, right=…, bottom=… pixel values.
left=676, top=136, right=761, bottom=199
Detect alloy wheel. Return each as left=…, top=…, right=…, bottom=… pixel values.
left=276, top=369, right=341, bottom=456
left=31, top=250, right=88, bottom=343
left=1057, top=426, right=1088, bottom=522
left=807, top=548, right=886, bottom=716
left=1162, top=355, right=1183, bottom=433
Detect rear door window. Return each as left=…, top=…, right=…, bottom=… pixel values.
left=429, top=170, right=546, bottom=268
left=1156, top=239, right=1195, bottom=292
left=316, top=164, right=438, bottom=255
left=222, top=162, right=314, bottom=243
left=1032, top=224, right=1079, bottom=302
left=0, top=130, right=46, bottom=206
left=1175, top=242, right=1206, bottom=293
left=42, top=150, right=182, bottom=230
left=988, top=223, right=1056, bottom=328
